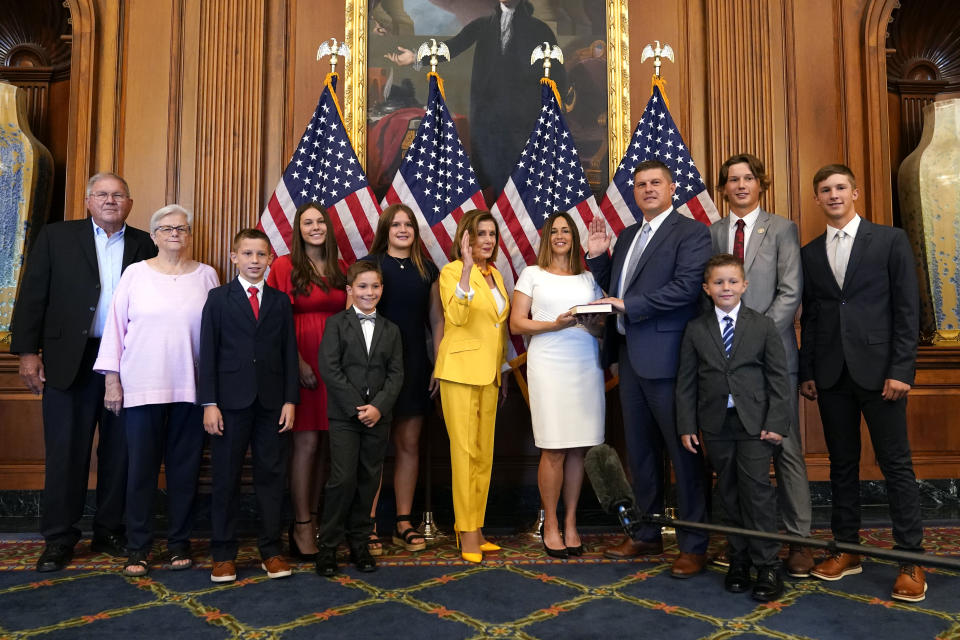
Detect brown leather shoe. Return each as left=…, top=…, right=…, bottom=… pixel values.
left=602, top=537, right=664, bottom=559
left=211, top=560, right=237, bottom=583
left=785, top=545, right=815, bottom=578
left=671, top=552, right=707, bottom=578
left=710, top=547, right=730, bottom=568
left=891, top=564, right=926, bottom=602
left=261, top=555, right=293, bottom=579
left=810, top=552, right=862, bottom=581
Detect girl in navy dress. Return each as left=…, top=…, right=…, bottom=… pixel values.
left=361, top=203, right=443, bottom=553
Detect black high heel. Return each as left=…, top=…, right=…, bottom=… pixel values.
left=540, top=525, right=568, bottom=559
left=289, top=520, right=317, bottom=560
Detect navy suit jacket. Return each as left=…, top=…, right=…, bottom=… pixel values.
left=10, top=219, right=157, bottom=389
left=799, top=218, right=919, bottom=390
left=198, top=278, right=299, bottom=411
left=587, top=210, right=713, bottom=378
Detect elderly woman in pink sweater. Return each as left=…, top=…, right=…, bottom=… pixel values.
left=94, top=204, right=219, bottom=577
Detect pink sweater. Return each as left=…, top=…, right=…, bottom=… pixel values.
left=94, top=260, right=220, bottom=407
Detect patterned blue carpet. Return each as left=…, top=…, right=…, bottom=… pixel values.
left=1, top=529, right=959, bottom=639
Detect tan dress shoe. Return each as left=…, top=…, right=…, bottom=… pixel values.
left=211, top=560, right=237, bottom=583
left=810, top=552, right=862, bottom=581
left=785, top=545, right=815, bottom=578
left=891, top=564, right=926, bottom=602
left=262, top=555, right=293, bottom=579
left=602, top=537, right=664, bottom=559
left=671, top=552, right=707, bottom=578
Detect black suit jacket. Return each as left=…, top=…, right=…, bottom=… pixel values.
left=198, top=279, right=299, bottom=411
left=10, top=218, right=157, bottom=390
left=799, top=218, right=919, bottom=390
left=317, top=309, right=403, bottom=424
left=676, top=306, right=793, bottom=438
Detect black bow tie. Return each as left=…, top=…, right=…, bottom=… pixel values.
left=357, top=312, right=376, bottom=323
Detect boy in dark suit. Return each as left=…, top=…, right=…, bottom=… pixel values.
left=676, top=254, right=793, bottom=602
left=199, top=229, right=299, bottom=583
left=799, top=164, right=925, bottom=602
left=315, top=260, right=403, bottom=576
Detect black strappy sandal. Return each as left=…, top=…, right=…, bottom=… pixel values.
left=122, top=550, right=150, bottom=577
left=392, top=515, right=426, bottom=552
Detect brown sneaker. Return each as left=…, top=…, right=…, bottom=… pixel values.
left=891, top=564, right=927, bottom=602
left=670, top=552, right=707, bottom=578
left=602, top=537, right=663, bottom=559
left=261, top=555, right=292, bottom=579
left=785, top=545, right=815, bottom=578
left=211, top=560, right=237, bottom=583
left=810, top=552, right=862, bottom=581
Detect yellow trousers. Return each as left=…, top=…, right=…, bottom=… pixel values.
left=439, top=379, right=499, bottom=532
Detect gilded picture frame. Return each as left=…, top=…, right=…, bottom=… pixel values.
left=343, top=0, right=630, bottom=197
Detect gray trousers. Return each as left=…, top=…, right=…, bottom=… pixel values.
left=771, top=372, right=812, bottom=537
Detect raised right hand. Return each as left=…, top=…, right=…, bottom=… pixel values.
left=18, top=353, right=45, bottom=395
left=586, top=217, right=610, bottom=258
left=460, top=231, right=474, bottom=270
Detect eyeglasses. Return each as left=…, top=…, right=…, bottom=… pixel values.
left=155, top=225, right=191, bottom=235
left=89, top=192, right=129, bottom=202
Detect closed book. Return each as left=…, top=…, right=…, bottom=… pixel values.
left=569, top=303, right=612, bottom=315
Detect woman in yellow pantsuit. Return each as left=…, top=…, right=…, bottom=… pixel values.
left=434, top=210, right=510, bottom=563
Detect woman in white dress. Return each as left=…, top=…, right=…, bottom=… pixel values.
left=510, top=212, right=605, bottom=559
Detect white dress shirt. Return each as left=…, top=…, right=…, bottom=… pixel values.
left=715, top=302, right=742, bottom=408
left=90, top=219, right=126, bottom=338
left=826, top=214, right=860, bottom=287
left=353, top=305, right=376, bottom=354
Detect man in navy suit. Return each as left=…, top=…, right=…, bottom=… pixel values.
left=199, top=229, right=299, bottom=584
left=587, top=159, right=713, bottom=577
left=799, top=164, right=926, bottom=602
left=11, top=172, right=156, bottom=572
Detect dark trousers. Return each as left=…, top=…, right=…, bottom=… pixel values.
left=124, top=403, right=203, bottom=553
left=40, top=339, right=126, bottom=546
left=704, top=409, right=780, bottom=568
left=817, top=367, right=923, bottom=552
left=318, top=418, right=390, bottom=549
left=618, top=345, right=708, bottom=554
left=210, top=400, right=290, bottom=561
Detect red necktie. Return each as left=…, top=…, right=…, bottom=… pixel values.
left=733, top=219, right=745, bottom=261
left=247, top=286, right=260, bottom=320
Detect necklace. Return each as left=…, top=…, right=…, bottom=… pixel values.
left=389, top=254, right=409, bottom=270
left=478, top=264, right=492, bottom=277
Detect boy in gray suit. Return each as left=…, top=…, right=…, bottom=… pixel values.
left=676, top=254, right=793, bottom=602
left=315, top=260, right=403, bottom=576
left=710, top=153, right=812, bottom=577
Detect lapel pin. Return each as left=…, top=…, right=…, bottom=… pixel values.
left=757, top=227, right=765, bottom=234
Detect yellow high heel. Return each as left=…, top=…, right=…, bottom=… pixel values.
left=455, top=528, right=483, bottom=564
left=479, top=542, right=500, bottom=552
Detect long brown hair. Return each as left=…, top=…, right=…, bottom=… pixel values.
left=369, top=203, right=434, bottom=280
left=290, top=202, right=345, bottom=296
left=450, top=210, right=500, bottom=262
left=536, top=211, right=584, bottom=275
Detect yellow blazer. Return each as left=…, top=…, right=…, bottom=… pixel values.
left=434, top=260, right=510, bottom=386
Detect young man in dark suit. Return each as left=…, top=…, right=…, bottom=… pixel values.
left=199, top=229, right=299, bottom=583
left=315, top=260, right=403, bottom=576
left=799, top=164, right=926, bottom=602
left=10, top=172, right=157, bottom=572
left=586, top=159, right=713, bottom=577
left=677, top=254, right=793, bottom=602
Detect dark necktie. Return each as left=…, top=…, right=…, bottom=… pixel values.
left=247, top=286, right=259, bottom=320
left=722, top=315, right=734, bottom=357
left=733, top=219, right=745, bottom=261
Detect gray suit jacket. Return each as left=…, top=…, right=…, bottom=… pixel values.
left=676, top=306, right=793, bottom=438
left=710, top=209, right=801, bottom=374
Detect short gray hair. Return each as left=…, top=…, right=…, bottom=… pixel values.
left=149, top=204, right=194, bottom=234
left=86, top=172, right=131, bottom=198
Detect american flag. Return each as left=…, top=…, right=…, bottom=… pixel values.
left=490, top=79, right=602, bottom=282
left=599, top=84, right=719, bottom=238
left=380, top=73, right=508, bottom=275
left=258, top=73, right=380, bottom=260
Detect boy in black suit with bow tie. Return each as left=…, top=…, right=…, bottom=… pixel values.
left=199, top=229, right=299, bottom=584
left=315, top=260, right=403, bottom=576
left=676, top=253, right=793, bottom=602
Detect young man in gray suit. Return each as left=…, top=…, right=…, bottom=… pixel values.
left=709, top=154, right=813, bottom=577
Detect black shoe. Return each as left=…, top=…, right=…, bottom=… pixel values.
left=752, top=565, right=784, bottom=602
left=724, top=562, right=752, bottom=593
left=540, top=525, right=568, bottom=559
left=90, top=533, right=126, bottom=557
left=36, top=543, right=73, bottom=572
left=565, top=544, right=584, bottom=557
left=349, top=544, right=377, bottom=572
left=289, top=521, right=317, bottom=560
left=315, top=546, right=338, bottom=577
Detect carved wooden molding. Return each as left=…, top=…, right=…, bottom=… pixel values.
left=64, top=0, right=95, bottom=221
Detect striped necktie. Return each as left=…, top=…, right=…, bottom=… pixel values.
left=722, top=315, right=734, bottom=357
